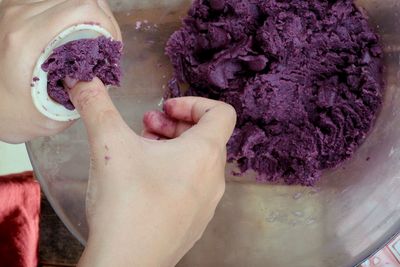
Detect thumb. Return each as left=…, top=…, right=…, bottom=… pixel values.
left=68, top=77, right=124, bottom=142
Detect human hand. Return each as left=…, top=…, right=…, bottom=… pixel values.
left=0, top=0, right=121, bottom=143
left=68, top=79, right=236, bottom=267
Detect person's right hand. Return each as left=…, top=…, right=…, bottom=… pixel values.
left=0, top=0, right=121, bottom=143
left=68, top=79, right=237, bottom=267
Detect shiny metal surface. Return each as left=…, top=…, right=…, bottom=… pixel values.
left=27, top=1, right=400, bottom=266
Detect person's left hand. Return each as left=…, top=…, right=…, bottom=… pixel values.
left=0, top=0, right=121, bottom=143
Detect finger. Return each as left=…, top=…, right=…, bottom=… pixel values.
left=141, top=130, right=165, bottom=141
left=64, top=76, right=78, bottom=89
left=0, top=0, right=67, bottom=22
left=143, top=111, right=192, bottom=139
left=68, top=77, right=125, bottom=142
left=7, top=0, right=52, bottom=4
left=97, top=0, right=122, bottom=41
left=164, top=97, right=237, bottom=145
left=27, top=0, right=121, bottom=50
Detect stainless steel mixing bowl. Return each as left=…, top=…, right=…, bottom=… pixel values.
left=27, top=0, right=400, bottom=266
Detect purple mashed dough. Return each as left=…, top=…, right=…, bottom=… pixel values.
left=165, top=0, right=384, bottom=185
left=42, top=36, right=123, bottom=110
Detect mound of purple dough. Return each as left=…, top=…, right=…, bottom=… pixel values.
left=42, top=36, right=123, bottom=110
left=165, top=0, right=384, bottom=185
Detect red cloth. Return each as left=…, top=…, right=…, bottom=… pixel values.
left=0, top=171, right=40, bottom=267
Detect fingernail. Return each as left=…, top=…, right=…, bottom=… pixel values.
left=64, top=76, right=78, bottom=89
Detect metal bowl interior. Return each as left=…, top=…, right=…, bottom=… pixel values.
left=27, top=0, right=400, bottom=266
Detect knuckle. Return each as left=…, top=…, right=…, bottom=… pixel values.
left=224, top=103, right=237, bottom=118
left=73, top=0, right=95, bottom=7
left=165, top=176, right=200, bottom=202
left=97, top=108, right=121, bottom=127
left=207, top=138, right=224, bottom=155
left=73, top=86, right=104, bottom=111
left=190, top=139, right=224, bottom=173
left=97, top=0, right=111, bottom=12
left=221, top=103, right=237, bottom=124
left=71, top=0, right=118, bottom=39
left=197, top=138, right=219, bottom=158
left=71, top=0, right=97, bottom=14
left=2, top=28, right=23, bottom=49
left=1, top=5, right=21, bottom=20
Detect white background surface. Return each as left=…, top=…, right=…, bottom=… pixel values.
left=0, top=141, right=33, bottom=175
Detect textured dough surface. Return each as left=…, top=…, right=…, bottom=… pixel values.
left=165, top=0, right=384, bottom=185
left=42, top=36, right=123, bottom=110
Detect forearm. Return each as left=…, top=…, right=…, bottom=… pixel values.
left=79, top=234, right=163, bottom=267
left=78, top=233, right=158, bottom=267
left=0, top=92, right=33, bottom=144
left=77, top=204, right=182, bottom=267
left=0, top=95, right=16, bottom=143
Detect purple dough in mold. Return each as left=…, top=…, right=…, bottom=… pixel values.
left=42, top=36, right=123, bottom=110
left=165, top=0, right=384, bottom=186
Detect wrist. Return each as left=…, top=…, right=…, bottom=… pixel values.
left=79, top=228, right=166, bottom=267
left=0, top=93, right=24, bottom=144
left=78, top=208, right=177, bottom=267
left=0, top=94, right=11, bottom=143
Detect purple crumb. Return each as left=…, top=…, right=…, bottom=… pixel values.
left=41, top=36, right=123, bottom=110
left=104, top=155, right=111, bottom=165
left=33, top=77, right=39, bottom=82
left=165, top=0, right=384, bottom=186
